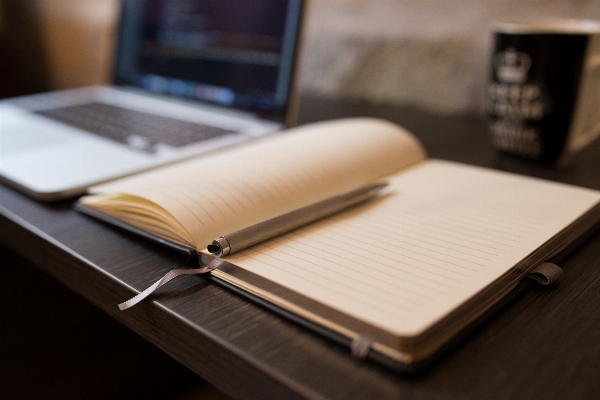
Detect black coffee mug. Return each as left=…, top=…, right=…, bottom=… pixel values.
left=487, top=19, right=600, bottom=163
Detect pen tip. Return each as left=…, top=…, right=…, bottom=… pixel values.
left=207, top=244, right=220, bottom=254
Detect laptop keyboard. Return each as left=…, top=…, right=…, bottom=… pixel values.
left=35, top=102, right=237, bottom=152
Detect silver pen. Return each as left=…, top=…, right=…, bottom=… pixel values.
left=207, top=182, right=388, bottom=257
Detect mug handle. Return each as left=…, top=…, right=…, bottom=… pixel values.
left=566, top=53, right=600, bottom=153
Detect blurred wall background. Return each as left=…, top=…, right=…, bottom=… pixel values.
left=0, top=0, right=50, bottom=97
left=3, top=0, right=600, bottom=114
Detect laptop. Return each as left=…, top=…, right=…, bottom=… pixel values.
left=0, top=0, right=305, bottom=201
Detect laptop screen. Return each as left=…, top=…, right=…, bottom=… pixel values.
left=114, top=0, right=304, bottom=119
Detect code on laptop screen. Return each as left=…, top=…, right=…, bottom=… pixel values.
left=114, top=0, right=303, bottom=115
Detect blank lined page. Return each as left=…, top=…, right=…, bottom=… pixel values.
left=226, top=160, right=600, bottom=336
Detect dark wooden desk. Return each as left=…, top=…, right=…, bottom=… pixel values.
left=2, top=96, right=600, bottom=399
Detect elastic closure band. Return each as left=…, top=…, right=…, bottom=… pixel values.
left=527, top=262, right=563, bottom=285
left=351, top=334, right=373, bottom=360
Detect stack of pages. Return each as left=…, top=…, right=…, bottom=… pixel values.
left=77, top=118, right=600, bottom=367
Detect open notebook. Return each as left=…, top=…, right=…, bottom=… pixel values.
left=76, top=118, right=600, bottom=370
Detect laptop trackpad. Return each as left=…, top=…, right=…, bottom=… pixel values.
left=0, top=114, right=156, bottom=197
left=0, top=121, right=69, bottom=156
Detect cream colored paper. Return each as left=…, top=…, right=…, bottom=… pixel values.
left=82, top=118, right=426, bottom=248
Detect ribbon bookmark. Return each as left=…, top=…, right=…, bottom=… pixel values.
left=118, top=256, right=224, bottom=311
